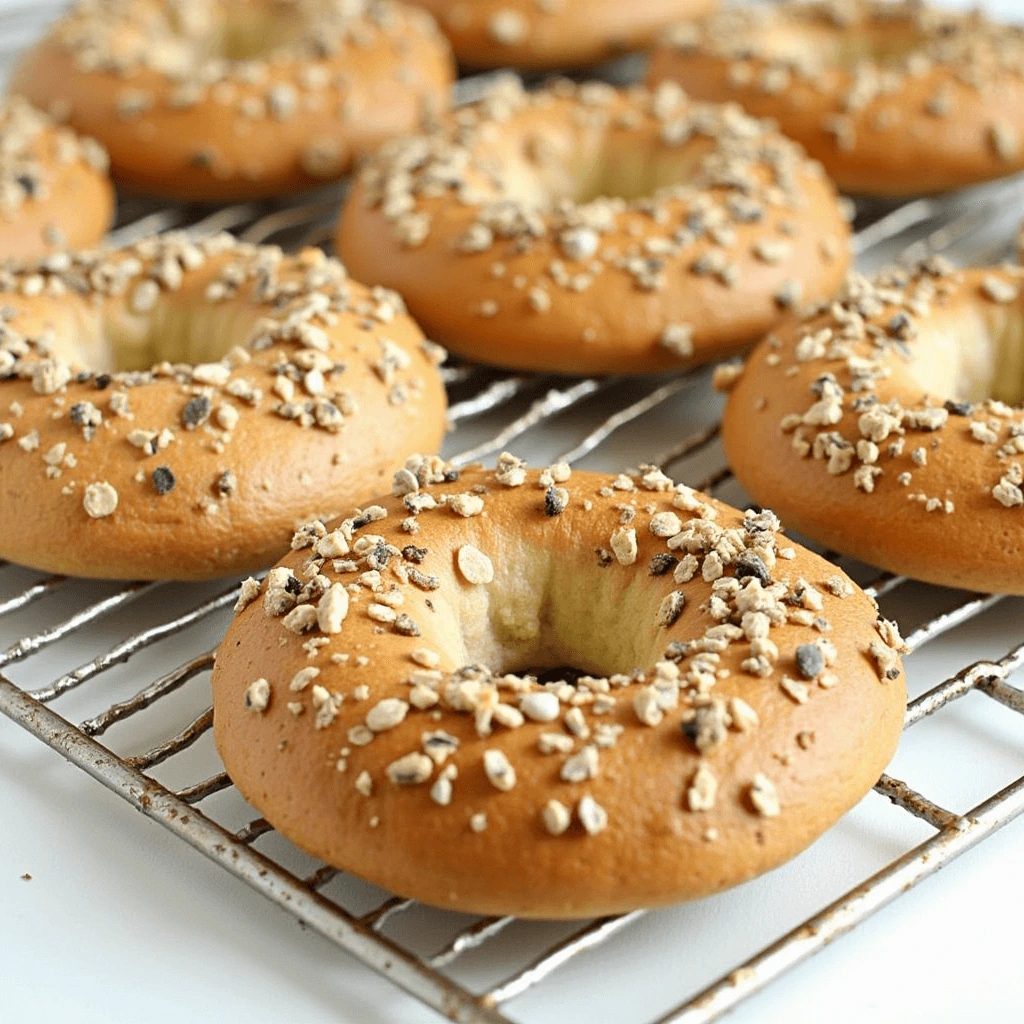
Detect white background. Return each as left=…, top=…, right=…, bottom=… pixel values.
left=3, top=1, right=1024, bottom=1023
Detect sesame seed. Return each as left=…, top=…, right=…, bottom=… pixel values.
left=483, top=749, right=517, bottom=791
left=576, top=795, right=608, bottom=835
left=386, top=752, right=433, bottom=785
left=289, top=666, right=320, bottom=692
left=457, top=544, right=494, bottom=585
left=366, top=698, right=409, bottom=732
left=519, top=691, right=561, bottom=722
left=411, top=647, right=441, bottom=668
left=561, top=744, right=599, bottom=783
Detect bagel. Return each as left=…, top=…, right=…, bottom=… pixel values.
left=0, top=97, right=113, bottom=260
left=337, top=79, right=851, bottom=376
left=10, top=0, right=454, bottom=202
left=721, top=261, right=1024, bottom=595
left=405, top=0, right=716, bottom=71
left=211, top=458, right=906, bottom=918
left=0, top=234, right=447, bottom=581
left=648, top=0, right=1024, bottom=197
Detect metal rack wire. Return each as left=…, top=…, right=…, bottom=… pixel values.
left=2, top=4, right=1024, bottom=1023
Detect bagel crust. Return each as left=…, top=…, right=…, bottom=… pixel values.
left=648, top=0, right=1024, bottom=197
left=406, top=0, right=716, bottom=70
left=722, top=263, right=1024, bottom=595
left=0, top=235, right=447, bottom=581
left=11, top=0, right=454, bottom=202
left=212, top=460, right=906, bottom=918
left=0, top=97, right=113, bottom=259
left=338, top=79, right=851, bottom=375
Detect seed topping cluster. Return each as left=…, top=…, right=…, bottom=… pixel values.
left=356, top=76, right=845, bottom=355
left=36, top=0, right=446, bottom=180
left=234, top=457, right=904, bottom=839
left=0, top=233, right=442, bottom=523
left=0, top=97, right=108, bottom=239
left=719, top=261, right=1024, bottom=514
left=662, top=0, right=1024, bottom=162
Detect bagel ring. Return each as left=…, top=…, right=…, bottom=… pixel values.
left=0, top=234, right=447, bottom=581
left=338, top=79, right=851, bottom=376
left=11, top=0, right=454, bottom=202
left=721, top=262, right=1024, bottom=595
left=0, top=96, right=113, bottom=260
left=211, top=458, right=906, bottom=918
left=648, top=0, right=1024, bottom=197
left=405, top=0, right=716, bottom=71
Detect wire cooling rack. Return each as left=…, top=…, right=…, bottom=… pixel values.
left=3, top=5, right=1024, bottom=1023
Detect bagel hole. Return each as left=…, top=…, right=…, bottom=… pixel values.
left=167, top=2, right=307, bottom=62
left=51, top=303, right=255, bottom=375
left=450, top=547, right=669, bottom=680
left=908, top=297, right=1024, bottom=407
left=765, top=25, right=925, bottom=69
left=505, top=130, right=711, bottom=209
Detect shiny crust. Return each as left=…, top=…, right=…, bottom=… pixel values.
left=212, top=463, right=905, bottom=918
left=0, top=97, right=113, bottom=259
left=722, top=264, right=1024, bottom=595
left=11, top=0, right=454, bottom=202
left=0, top=236, right=447, bottom=580
left=407, top=0, right=716, bottom=70
left=648, top=1, right=1024, bottom=196
left=337, top=80, right=851, bottom=375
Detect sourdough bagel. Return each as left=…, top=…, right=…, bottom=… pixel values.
left=0, top=97, right=113, bottom=260
left=648, top=1, right=1024, bottom=197
left=337, top=79, right=851, bottom=376
left=11, top=0, right=454, bottom=202
left=405, top=0, right=716, bottom=71
left=721, top=262, right=1024, bottom=595
left=212, top=458, right=906, bottom=918
left=0, top=234, right=447, bottom=580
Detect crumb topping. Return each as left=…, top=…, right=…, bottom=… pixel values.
left=33, top=0, right=447, bottom=181
left=354, top=76, right=846, bottom=358
left=748, top=261, right=1024, bottom=515
left=661, top=0, right=1024, bottom=163
left=229, top=459, right=904, bottom=841
left=0, top=97, right=108, bottom=222
left=0, top=233, right=442, bottom=531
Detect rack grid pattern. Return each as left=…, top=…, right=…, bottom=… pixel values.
left=2, top=5, right=1024, bottom=1023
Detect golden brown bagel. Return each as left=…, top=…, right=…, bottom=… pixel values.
left=721, top=262, right=1024, bottom=595
left=0, top=97, right=113, bottom=260
left=212, top=458, right=906, bottom=918
left=0, top=235, right=447, bottom=581
left=337, top=79, right=851, bottom=376
left=406, top=0, right=716, bottom=70
left=648, top=1, right=1024, bottom=198
left=11, top=0, right=454, bottom=202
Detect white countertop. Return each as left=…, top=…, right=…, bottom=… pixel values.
left=3, top=1, right=1024, bottom=1022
